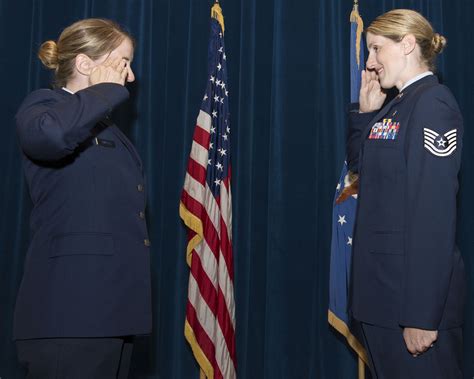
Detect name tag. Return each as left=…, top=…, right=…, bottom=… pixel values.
left=94, top=138, right=116, bottom=148
left=368, top=119, right=400, bottom=140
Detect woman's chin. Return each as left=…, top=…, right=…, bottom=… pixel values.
left=378, top=78, right=386, bottom=87
left=379, top=80, right=392, bottom=90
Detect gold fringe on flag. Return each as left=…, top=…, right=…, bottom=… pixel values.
left=179, top=202, right=203, bottom=266
left=328, top=310, right=369, bottom=379
left=350, top=0, right=364, bottom=68
left=211, top=2, right=225, bottom=34
left=359, top=357, right=365, bottom=379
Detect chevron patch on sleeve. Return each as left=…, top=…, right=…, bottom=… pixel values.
left=423, top=128, right=457, bottom=157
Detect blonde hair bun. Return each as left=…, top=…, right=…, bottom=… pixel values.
left=38, top=40, right=59, bottom=70
left=432, top=33, right=447, bottom=55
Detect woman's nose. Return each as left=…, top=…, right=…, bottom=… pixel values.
left=365, top=52, right=377, bottom=70
left=127, top=67, right=135, bottom=83
left=366, top=53, right=376, bottom=69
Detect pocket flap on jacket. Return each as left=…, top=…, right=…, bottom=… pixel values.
left=50, top=233, right=115, bottom=257
left=369, top=231, right=404, bottom=255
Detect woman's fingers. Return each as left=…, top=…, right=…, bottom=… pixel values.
left=369, top=69, right=377, bottom=82
left=361, top=70, right=367, bottom=88
left=367, top=79, right=376, bottom=92
left=359, top=69, right=385, bottom=112
left=112, top=58, right=128, bottom=76
left=120, top=64, right=128, bottom=84
left=115, top=57, right=126, bottom=70
left=89, top=58, right=129, bottom=86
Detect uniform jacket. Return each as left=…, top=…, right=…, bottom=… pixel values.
left=14, top=83, right=152, bottom=339
left=348, top=75, right=466, bottom=330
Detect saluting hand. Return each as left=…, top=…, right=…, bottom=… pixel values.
left=403, top=327, right=438, bottom=357
left=359, top=69, right=386, bottom=113
left=89, top=57, right=129, bottom=86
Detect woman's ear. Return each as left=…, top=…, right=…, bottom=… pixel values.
left=75, top=54, right=94, bottom=76
left=401, top=34, right=417, bottom=55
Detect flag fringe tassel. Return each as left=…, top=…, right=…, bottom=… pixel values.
left=179, top=201, right=204, bottom=266
left=350, top=4, right=364, bottom=68
left=185, top=319, right=214, bottom=379
left=328, top=309, right=369, bottom=372
left=211, top=3, right=225, bottom=34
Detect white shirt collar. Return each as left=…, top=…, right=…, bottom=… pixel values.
left=61, top=87, right=75, bottom=94
left=400, top=71, right=433, bottom=92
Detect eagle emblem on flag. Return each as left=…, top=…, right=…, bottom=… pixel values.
left=423, top=128, right=457, bottom=157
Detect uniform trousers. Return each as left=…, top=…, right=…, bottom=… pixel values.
left=16, top=337, right=134, bottom=379
left=360, top=323, right=462, bottom=379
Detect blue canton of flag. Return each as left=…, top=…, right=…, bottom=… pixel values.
left=202, top=28, right=231, bottom=196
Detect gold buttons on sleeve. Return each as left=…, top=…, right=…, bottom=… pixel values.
left=144, top=239, right=151, bottom=247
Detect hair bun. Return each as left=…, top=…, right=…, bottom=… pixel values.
left=38, top=40, right=59, bottom=70
left=432, top=33, right=447, bottom=55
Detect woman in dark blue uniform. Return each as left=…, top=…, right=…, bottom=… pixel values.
left=14, top=19, right=151, bottom=378
left=348, top=9, right=465, bottom=379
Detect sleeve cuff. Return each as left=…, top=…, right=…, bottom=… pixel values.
left=81, top=83, right=130, bottom=115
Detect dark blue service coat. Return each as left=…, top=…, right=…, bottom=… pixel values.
left=348, top=75, right=465, bottom=331
left=14, top=83, right=152, bottom=339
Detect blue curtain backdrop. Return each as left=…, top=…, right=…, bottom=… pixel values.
left=1, top=0, right=473, bottom=378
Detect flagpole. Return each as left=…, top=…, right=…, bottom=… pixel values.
left=353, top=5, right=365, bottom=379
left=352, top=2, right=366, bottom=379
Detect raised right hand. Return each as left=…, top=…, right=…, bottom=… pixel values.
left=359, top=69, right=386, bottom=113
left=89, top=57, right=128, bottom=86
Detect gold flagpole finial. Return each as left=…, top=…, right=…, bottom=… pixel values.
left=211, top=1, right=225, bottom=34
left=351, top=0, right=359, bottom=18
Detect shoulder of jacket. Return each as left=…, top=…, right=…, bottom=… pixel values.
left=413, top=83, right=460, bottom=112
left=16, top=88, right=64, bottom=115
left=23, top=88, right=64, bottom=102
left=21, top=88, right=66, bottom=105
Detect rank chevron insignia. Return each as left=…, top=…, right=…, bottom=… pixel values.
left=423, top=128, right=457, bottom=157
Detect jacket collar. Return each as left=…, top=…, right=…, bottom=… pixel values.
left=399, top=74, right=438, bottom=97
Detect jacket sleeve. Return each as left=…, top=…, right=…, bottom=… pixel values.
left=346, top=104, right=376, bottom=173
left=399, top=85, right=463, bottom=330
left=16, top=83, right=129, bottom=161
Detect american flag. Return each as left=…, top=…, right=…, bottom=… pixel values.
left=179, top=6, right=236, bottom=379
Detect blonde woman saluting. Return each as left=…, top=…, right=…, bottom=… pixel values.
left=14, top=19, right=151, bottom=378
left=348, top=9, right=465, bottom=379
